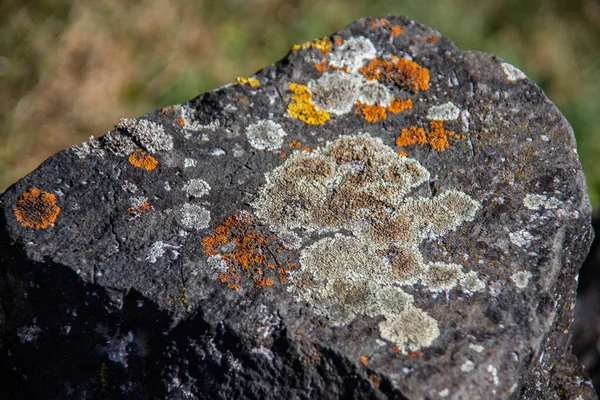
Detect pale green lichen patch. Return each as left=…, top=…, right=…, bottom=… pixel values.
left=245, top=120, right=287, bottom=150
left=117, top=118, right=173, bottom=153
left=182, top=179, right=211, bottom=198
left=511, top=271, right=532, bottom=289
left=426, top=102, right=461, bottom=120
left=307, top=72, right=394, bottom=116
left=328, top=37, right=377, bottom=73
left=501, top=62, right=527, bottom=81
left=523, top=194, right=563, bottom=210
left=253, top=133, right=483, bottom=352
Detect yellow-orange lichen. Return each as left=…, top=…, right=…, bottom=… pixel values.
left=201, top=214, right=290, bottom=290
left=289, top=140, right=301, bottom=148
left=390, top=25, right=402, bottom=37
left=359, top=103, right=387, bottom=123
left=395, top=121, right=455, bottom=152
left=360, top=355, right=369, bottom=366
left=292, top=37, right=332, bottom=56
left=286, top=83, right=330, bottom=125
left=396, top=126, right=427, bottom=147
left=423, top=35, right=438, bottom=44
left=427, top=120, right=452, bottom=152
left=173, top=118, right=185, bottom=127
left=300, top=146, right=310, bottom=153
left=386, top=98, right=413, bottom=114
left=406, top=349, right=424, bottom=359
left=280, top=152, right=287, bottom=159
left=334, top=36, right=343, bottom=46
left=313, top=60, right=349, bottom=74
left=359, top=56, right=430, bottom=93
left=236, top=76, right=260, bottom=87
left=396, top=150, right=407, bottom=157
left=128, top=150, right=158, bottom=170
left=370, top=375, right=381, bottom=388
left=13, top=188, right=60, bottom=229
left=127, top=201, right=150, bottom=215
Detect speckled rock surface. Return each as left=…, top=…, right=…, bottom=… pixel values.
left=0, top=16, right=595, bottom=399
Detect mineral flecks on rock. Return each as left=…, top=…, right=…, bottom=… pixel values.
left=0, top=15, right=595, bottom=400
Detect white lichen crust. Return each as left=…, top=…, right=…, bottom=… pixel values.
left=426, top=102, right=461, bottom=120
left=501, top=62, right=527, bottom=81
left=117, top=118, right=173, bottom=153
left=180, top=203, right=210, bottom=230
left=253, top=133, right=483, bottom=352
left=245, top=120, right=287, bottom=150
left=328, top=37, right=377, bottom=73
left=523, top=194, right=563, bottom=210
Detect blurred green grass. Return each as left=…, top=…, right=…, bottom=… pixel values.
left=2, top=0, right=600, bottom=212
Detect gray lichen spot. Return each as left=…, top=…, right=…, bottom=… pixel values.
left=184, top=158, right=197, bottom=168
left=461, top=359, right=476, bottom=373
left=509, top=229, right=533, bottom=247
left=253, top=133, right=483, bottom=352
left=501, top=62, right=527, bottom=81
left=439, top=388, right=450, bottom=398
left=329, top=36, right=377, bottom=73
left=180, top=203, right=210, bottom=230
left=523, top=194, right=563, bottom=210
left=146, top=241, right=181, bottom=264
left=245, top=120, right=287, bottom=150
left=308, top=72, right=362, bottom=115
left=308, top=72, right=393, bottom=116
left=71, top=136, right=105, bottom=158
left=102, top=130, right=139, bottom=157
left=469, top=343, right=485, bottom=353
left=17, top=322, right=42, bottom=343
left=183, top=179, right=211, bottom=198
left=426, top=102, right=461, bottom=121
left=117, top=118, right=173, bottom=153
left=511, top=271, right=533, bottom=289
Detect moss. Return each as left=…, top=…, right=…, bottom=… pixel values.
left=13, top=188, right=60, bottom=229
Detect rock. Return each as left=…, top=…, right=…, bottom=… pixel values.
left=0, top=15, right=595, bottom=399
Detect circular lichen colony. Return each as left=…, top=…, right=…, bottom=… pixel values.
left=252, top=133, right=483, bottom=352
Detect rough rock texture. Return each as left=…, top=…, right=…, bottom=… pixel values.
left=0, top=16, right=595, bottom=399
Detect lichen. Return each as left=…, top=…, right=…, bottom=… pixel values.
left=286, top=83, right=330, bottom=125
left=253, top=134, right=482, bottom=352
left=511, top=271, right=532, bottom=289
left=523, top=194, right=562, bottom=210
left=180, top=203, right=210, bottom=230
left=359, top=56, right=430, bottom=93
left=501, top=62, right=527, bottom=81
left=236, top=76, right=260, bottom=87
left=396, top=121, right=456, bottom=152
left=14, top=188, right=61, bottom=229
left=509, top=229, right=533, bottom=247
left=427, top=102, right=461, bottom=121
left=246, top=120, right=288, bottom=150
left=328, top=37, right=377, bottom=73
left=117, top=118, right=173, bottom=153
left=292, top=37, right=332, bottom=55
left=128, top=149, right=158, bottom=170
left=182, top=179, right=211, bottom=198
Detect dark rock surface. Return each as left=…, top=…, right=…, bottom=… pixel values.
left=0, top=16, right=595, bottom=399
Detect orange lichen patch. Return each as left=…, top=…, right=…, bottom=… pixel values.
left=406, top=349, right=423, bottom=359
left=393, top=345, right=402, bottom=355
left=370, top=375, right=381, bottom=388
left=202, top=214, right=289, bottom=290
left=422, top=35, right=438, bottom=44
left=390, top=25, right=402, bottom=37
left=173, top=118, right=185, bottom=127
left=386, top=98, right=413, bottom=114
left=359, top=56, right=430, bottom=93
left=236, top=76, right=260, bottom=87
left=360, top=355, right=369, bottom=366
left=313, top=60, right=349, bottom=74
left=292, top=37, right=332, bottom=56
left=280, top=152, right=287, bottom=159
left=13, top=188, right=60, bottom=229
left=428, top=120, right=452, bottom=152
left=359, top=103, right=387, bottom=123
left=396, top=126, right=427, bottom=147
left=161, top=108, right=169, bottom=115
left=396, top=150, right=407, bottom=157
left=334, top=36, right=343, bottom=46
left=128, top=150, right=158, bottom=171
left=127, top=201, right=150, bottom=215
left=286, top=83, right=330, bottom=125
left=289, top=140, right=301, bottom=148
left=369, top=17, right=391, bottom=31
left=300, top=146, right=310, bottom=153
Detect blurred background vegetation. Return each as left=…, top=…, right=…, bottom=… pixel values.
left=1, top=0, right=600, bottom=213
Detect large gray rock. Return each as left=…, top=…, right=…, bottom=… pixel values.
left=0, top=16, right=595, bottom=399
